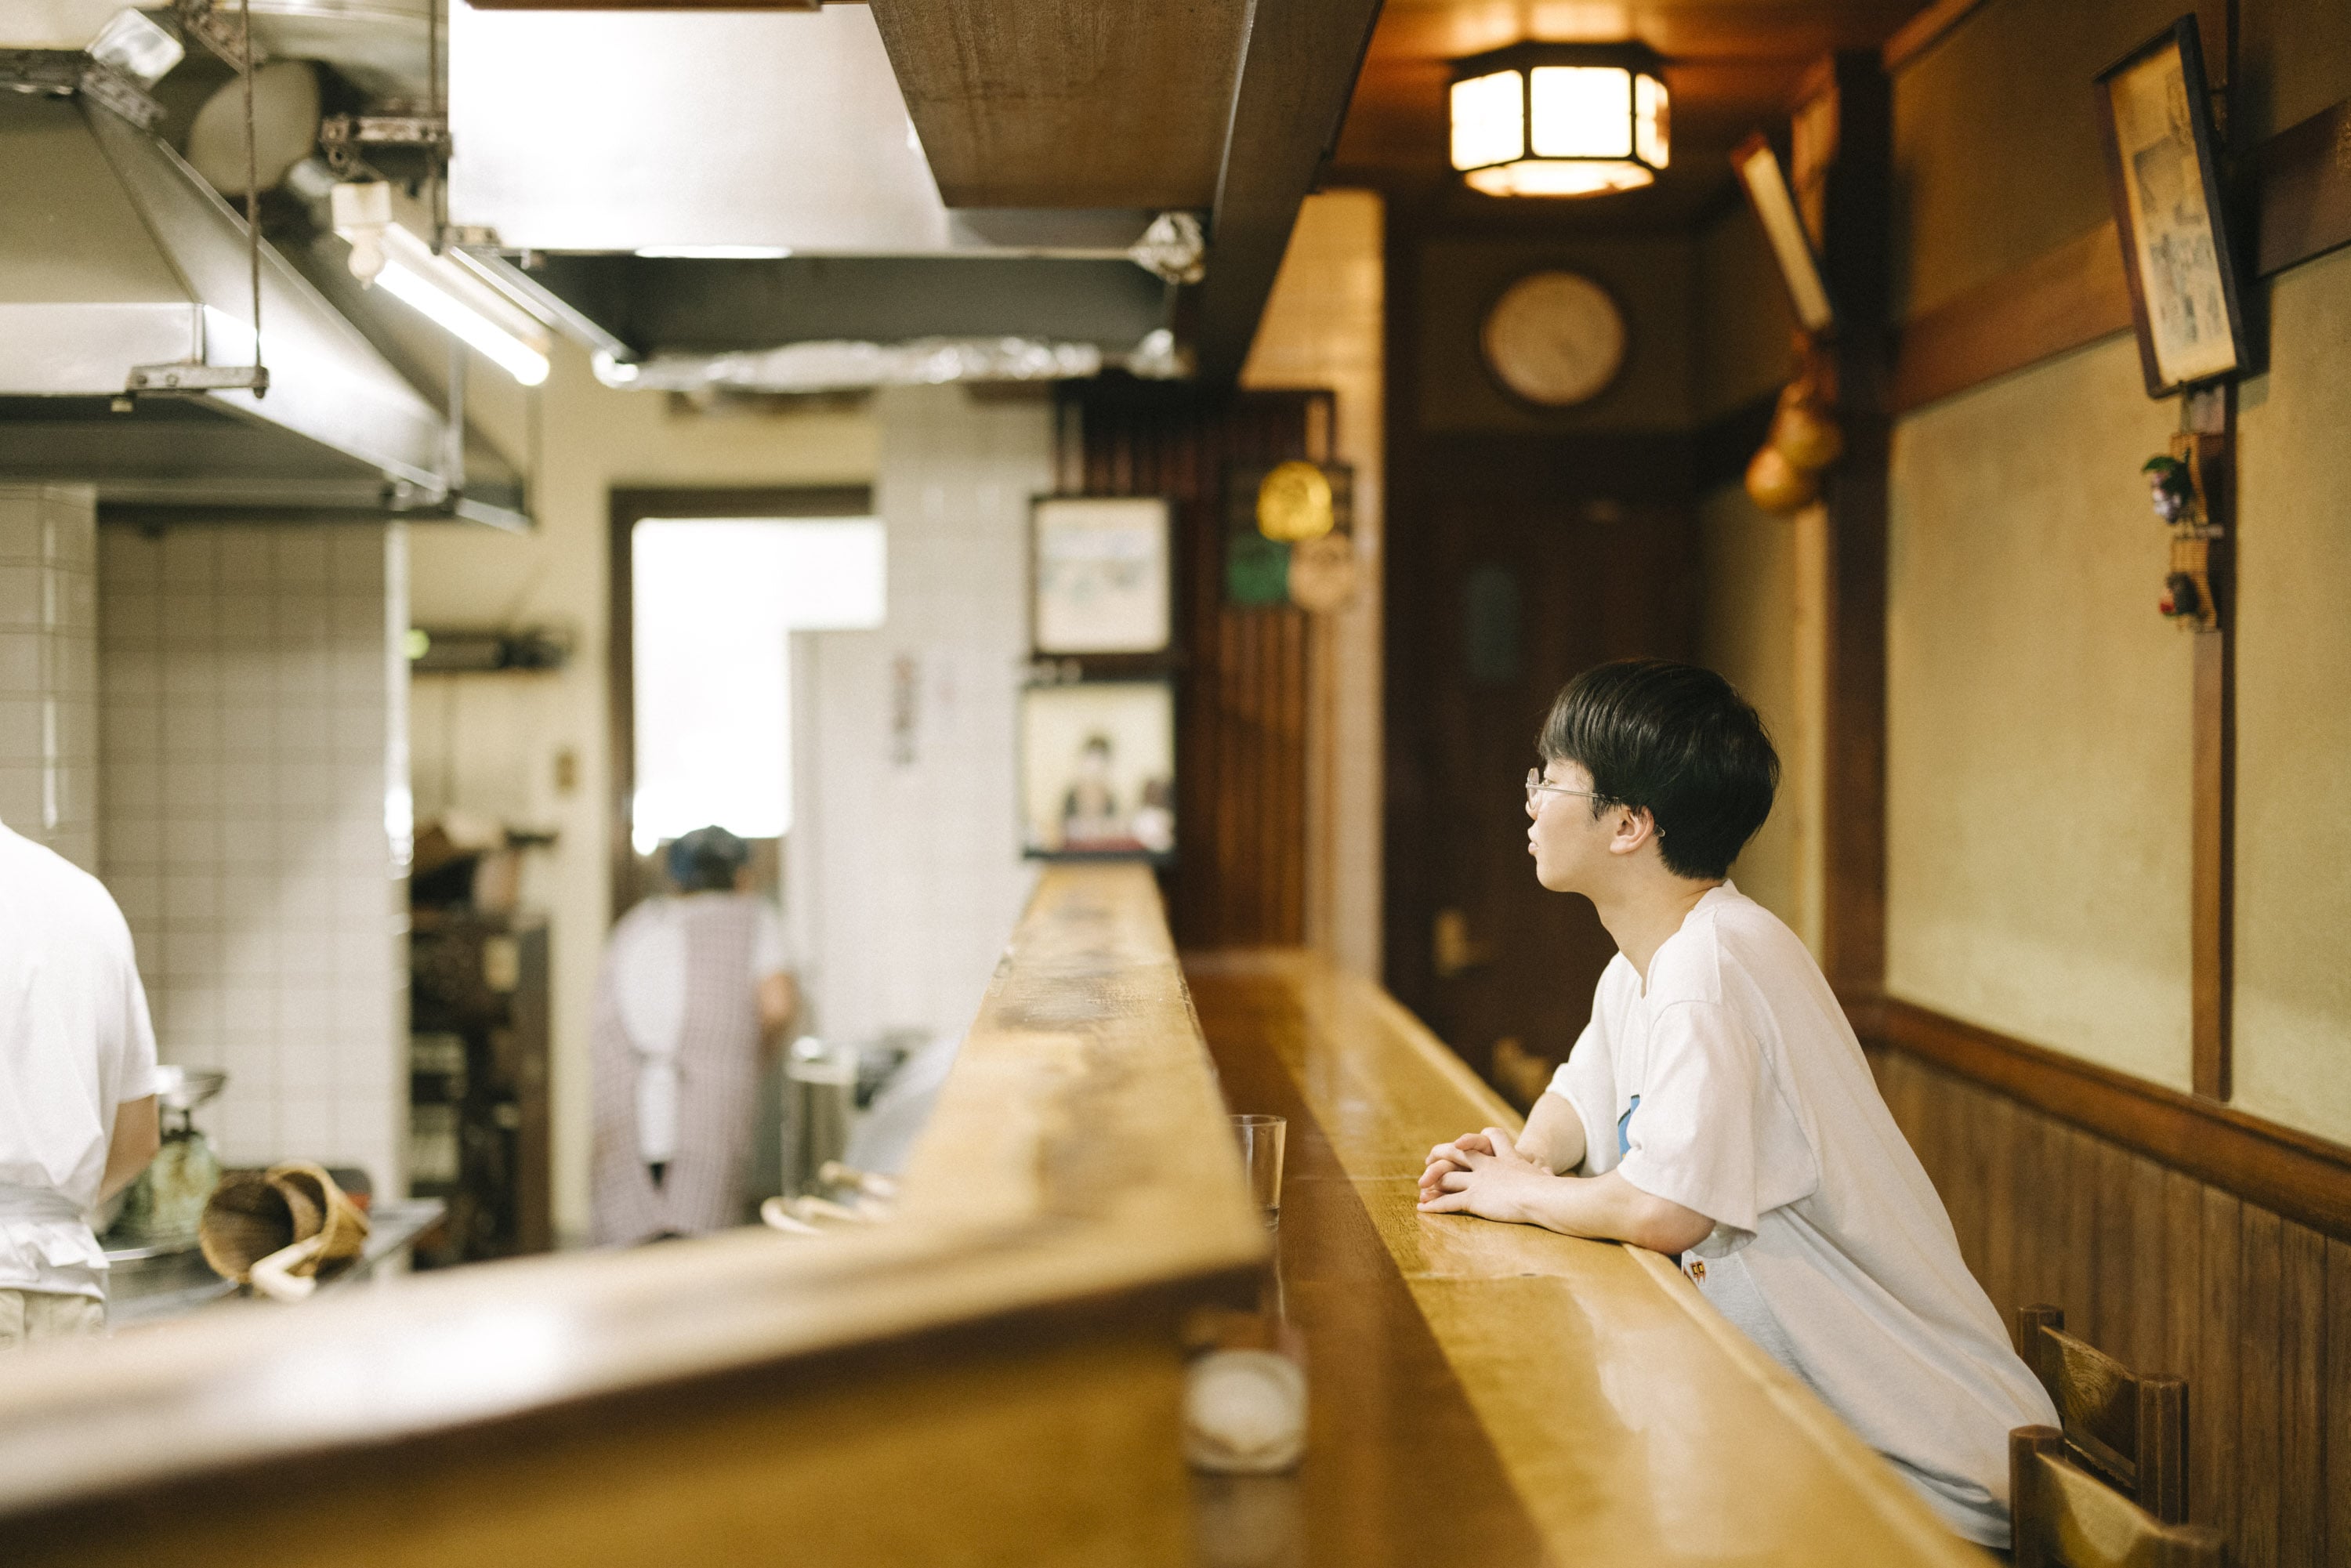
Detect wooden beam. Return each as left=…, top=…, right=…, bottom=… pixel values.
left=1853, top=994, right=2351, bottom=1244
left=865, top=0, right=1252, bottom=210
left=2255, top=98, right=2351, bottom=278
left=1190, top=0, right=1386, bottom=388
left=1889, top=95, right=2351, bottom=415
left=1879, top=0, right=1991, bottom=73
left=1889, top=223, right=2135, bottom=415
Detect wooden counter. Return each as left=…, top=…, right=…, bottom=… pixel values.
left=0, top=866, right=1264, bottom=1568
left=1186, top=949, right=1997, bottom=1568
left=0, top=871, right=1993, bottom=1566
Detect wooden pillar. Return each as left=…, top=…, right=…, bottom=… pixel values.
left=2185, top=389, right=2235, bottom=1100
left=1806, top=53, right=1894, bottom=999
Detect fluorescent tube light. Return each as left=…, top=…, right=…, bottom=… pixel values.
left=632, top=245, right=795, bottom=260
left=375, top=260, right=550, bottom=386
left=335, top=194, right=553, bottom=386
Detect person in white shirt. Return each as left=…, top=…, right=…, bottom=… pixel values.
left=0, top=818, right=161, bottom=1349
left=591, top=826, right=796, bottom=1244
left=1418, top=660, right=2056, bottom=1550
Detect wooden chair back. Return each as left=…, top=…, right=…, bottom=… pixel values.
left=2010, top=1428, right=2226, bottom=1568
left=2013, top=1304, right=2188, bottom=1523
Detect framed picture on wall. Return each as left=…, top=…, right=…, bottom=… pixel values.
left=1017, top=679, right=1176, bottom=862
left=2095, top=17, right=2248, bottom=397
left=1031, top=496, right=1172, bottom=657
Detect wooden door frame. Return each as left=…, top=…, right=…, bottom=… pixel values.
left=606, top=485, right=875, bottom=920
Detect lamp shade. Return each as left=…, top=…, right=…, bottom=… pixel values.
left=1450, top=43, right=1669, bottom=197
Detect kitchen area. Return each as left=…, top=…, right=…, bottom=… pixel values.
left=7, top=0, right=2344, bottom=1561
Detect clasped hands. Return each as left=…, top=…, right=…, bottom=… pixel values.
left=1416, top=1126, right=1555, bottom=1222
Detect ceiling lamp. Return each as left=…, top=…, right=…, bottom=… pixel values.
left=1450, top=43, right=1670, bottom=197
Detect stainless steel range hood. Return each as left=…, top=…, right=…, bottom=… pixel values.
left=0, top=89, right=514, bottom=523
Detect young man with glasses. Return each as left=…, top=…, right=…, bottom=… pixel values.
left=1418, top=659, right=2052, bottom=1552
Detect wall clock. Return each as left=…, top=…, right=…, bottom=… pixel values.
left=1479, top=270, right=1628, bottom=407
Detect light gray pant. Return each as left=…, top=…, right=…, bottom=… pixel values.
left=0, top=1288, right=103, bottom=1349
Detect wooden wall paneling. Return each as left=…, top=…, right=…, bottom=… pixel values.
left=1957, top=1079, right=1996, bottom=1286
left=2011, top=1108, right=2063, bottom=1324
left=2277, top=1222, right=2325, bottom=1568
left=2327, top=1238, right=2351, bottom=1564
left=1976, top=1091, right=2018, bottom=1321
left=1070, top=386, right=1317, bottom=949
left=2091, top=1139, right=2136, bottom=1362
left=2196, top=1188, right=2242, bottom=1542
left=2237, top=1204, right=2284, bottom=1568
left=2056, top=1128, right=2098, bottom=1342
left=2158, top=1169, right=2203, bottom=1525
left=1866, top=1050, right=2347, bottom=1561
left=1857, top=998, right=2351, bottom=1244
left=2125, top=1156, right=2169, bottom=1378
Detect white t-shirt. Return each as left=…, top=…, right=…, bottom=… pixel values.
left=0, top=821, right=160, bottom=1301
left=1549, top=882, right=2056, bottom=1547
left=607, top=894, right=792, bottom=1165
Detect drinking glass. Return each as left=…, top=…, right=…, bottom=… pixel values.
left=1230, top=1114, right=1288, bottom=1228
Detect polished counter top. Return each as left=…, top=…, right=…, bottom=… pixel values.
left=0, top=871, right=1989, bottom=1566
left=0, top=866, right=1265, bottom=1564
left=1186, top=949, right=1994, bottom=1568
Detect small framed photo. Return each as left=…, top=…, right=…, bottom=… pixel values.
left=1732, top=134, right=1835, bottom=335
left=2096, top=17, right=2248, bottom=397
left=1018, top=679, right=1176, bottom=861
left=1031, top=495, right=1172, bottom=657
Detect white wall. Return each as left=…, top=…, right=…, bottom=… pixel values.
left=788, top=384, right=1049, bottom=1048
left=0, top=485, right=98, bottom=872
left=98, top=523, right=408, bottom=1190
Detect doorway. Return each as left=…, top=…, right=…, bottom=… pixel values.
left=606, top=487, right=878, bottom=915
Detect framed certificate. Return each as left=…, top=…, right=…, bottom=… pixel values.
left=2095, top=17, right=2248, bottom=397
left=1031, top=495, right=1172, bottom=657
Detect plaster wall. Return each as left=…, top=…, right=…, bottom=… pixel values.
left=1881, top=0, right=2351, bottom=1144
left=1884, top=335, right=2193, bottom=1091
left=1698, top=485, right=1824, bottom=957
left=2231, top=243, right=2351, bottom=1144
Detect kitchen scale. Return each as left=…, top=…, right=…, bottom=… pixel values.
left=105, top=1065, right=229, bottom=1248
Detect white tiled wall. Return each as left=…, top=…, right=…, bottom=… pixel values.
left=788, top=385, right=1049, bottom=1048
left=0, top=485, right=100, bottom=871
left=99, top=524, right=409, bottom=1192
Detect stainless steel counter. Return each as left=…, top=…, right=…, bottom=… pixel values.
left=105, top=1200, right=447, bottom=1332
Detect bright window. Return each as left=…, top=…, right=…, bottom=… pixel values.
left=631, top=517, right=885, bottom=853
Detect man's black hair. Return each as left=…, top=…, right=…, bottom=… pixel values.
left=1536, top=660, right=1778, bottom=881
left=668, top=825, right=750, bottom=893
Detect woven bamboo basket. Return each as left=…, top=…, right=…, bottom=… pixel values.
left=198, top=1172, right=308, bottom=1283
left=264, top=1162, right=370, bottom=1272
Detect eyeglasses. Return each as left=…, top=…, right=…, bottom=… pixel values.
left=1526, top=769, right=1602, bottom=809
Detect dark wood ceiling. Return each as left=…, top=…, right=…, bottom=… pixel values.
left=1329, top=0, right=1933, bottom=226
